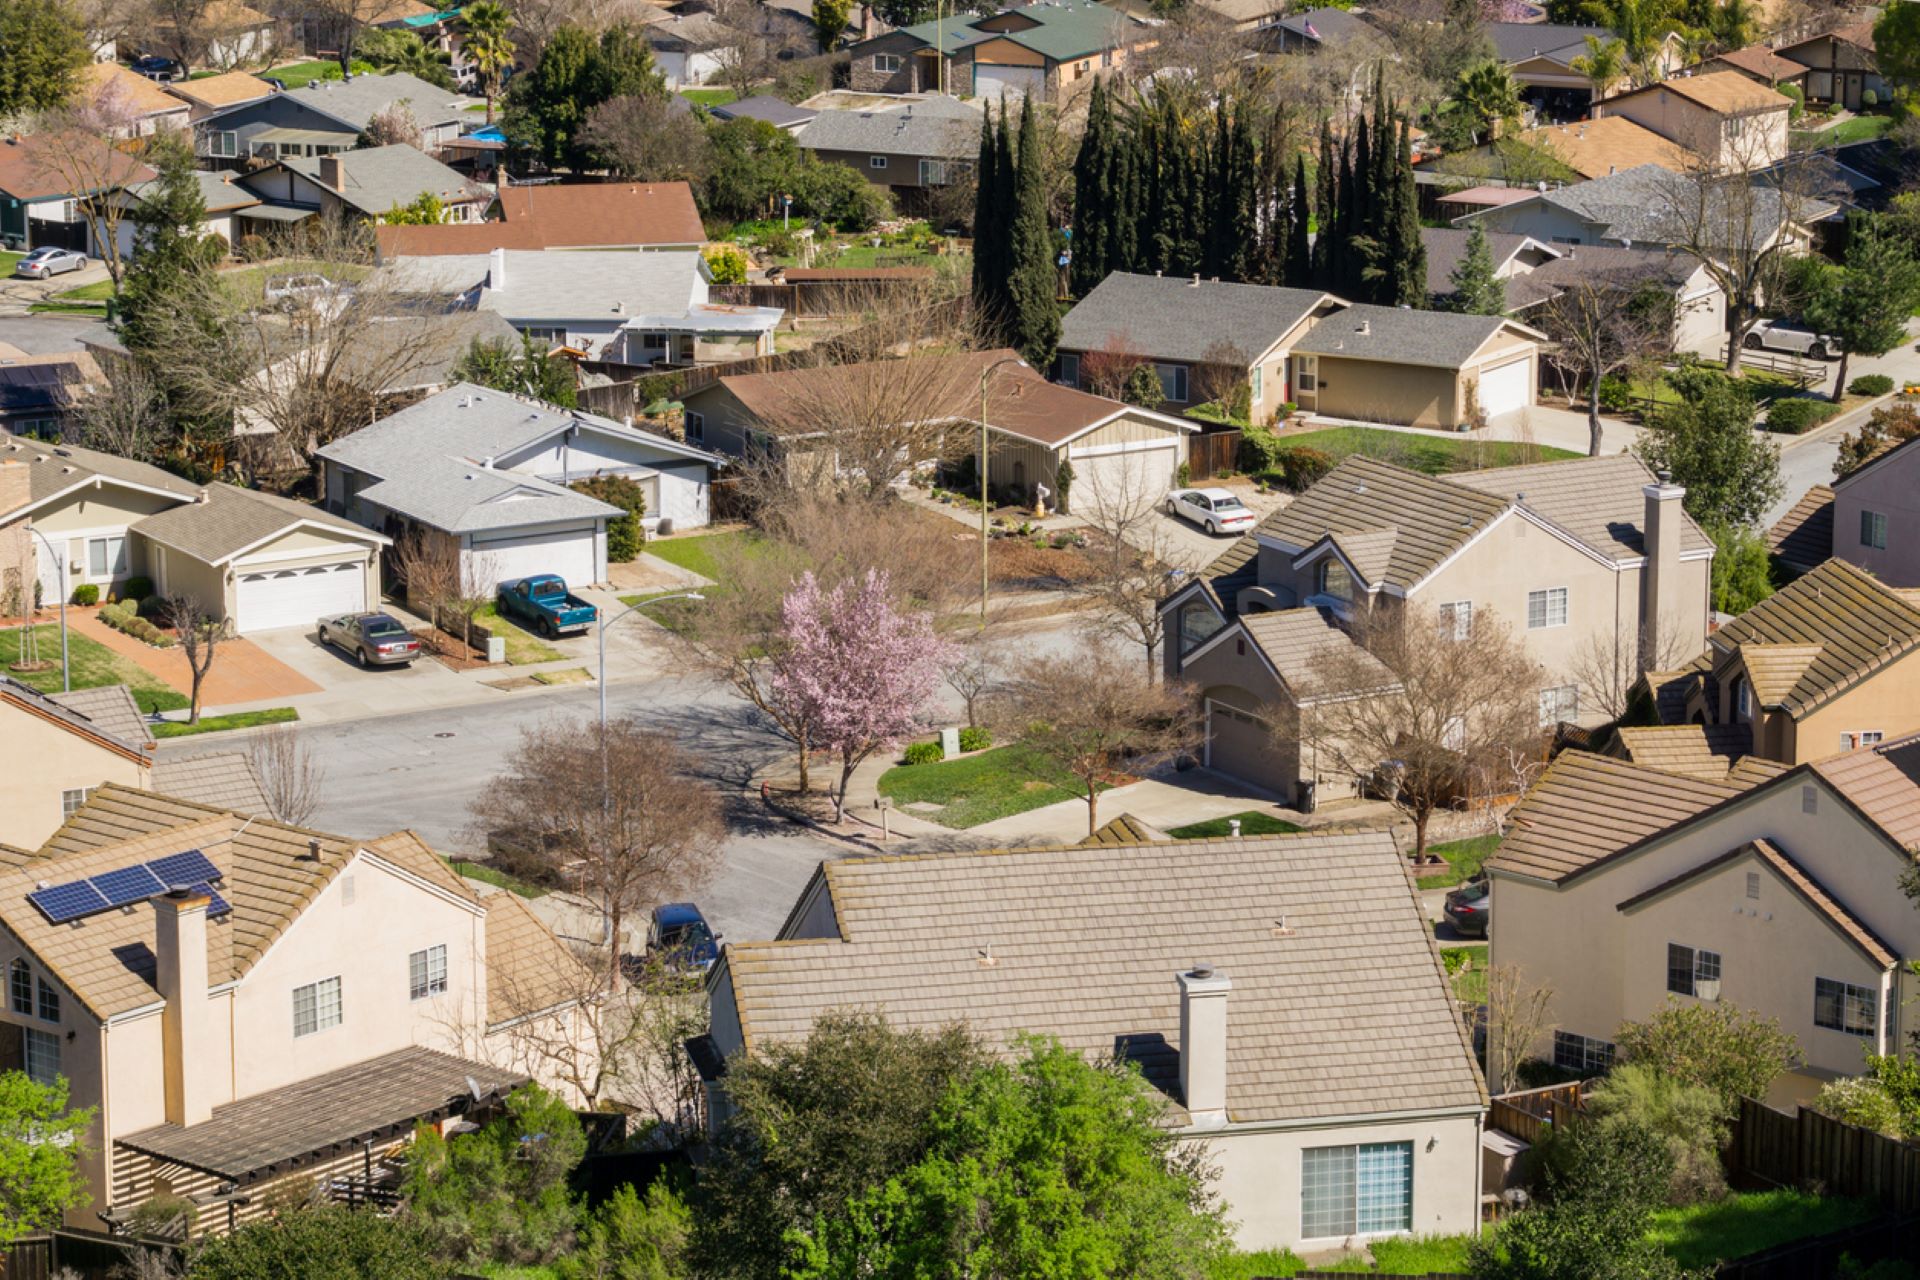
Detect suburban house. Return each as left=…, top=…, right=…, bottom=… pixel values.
left=1768, top=432, right=1920, bottom=587
left=795, top=97, right=979, bottom=201
left=845, top=0, right=1154, bottom=103
left=1420, top=230, right=1728, bottom=357
left=318, top=382, right=722, bottom=591
left=143, top=0, right=276, bottom=69
left=1643, top=557, right=1920, bottom=766
left=679, top=348, right=1195, bottom=514
left=1707, top=44, right=1809, bottom=94
left=1488, top=20, right=1684, bottom=116
left=0, top=443, right=389, bottom=634
left=642, top=10, right=742, bottom=90
left=0, top=350, right=107, bottom=438
left=1592, top=70, right=1792, bottom=170
left=0, top=133, right=153, bottom=254
left=0, top=678, right=271, bottom=847
left=162, top=70, right=277, bottom=120
left=193, top=70, right=465, bottom=169
left=79, top=62, right=192, bottom=137
left=1286, top=305, right=1545, bottom=428
left=1160, top=456, right=1712, bottom=804
left=1504, top=116, right=1692, bottom=181
left=709, top=95, right=819, bottom=132
left=0, top=783, right=591, bottom=1233
left=693, top=826, right=1488, bottom=1252
left=380, top=248, right=782, bottom=369
left=1269, top=6, right=1380, bottom=54
left=1485, top=732, right=1920, bottom=1108
left=235, top=144, right=491, bottom=224
left=111, top=170, right=264, bottom=256
left=1775, top=21, right=1886, bottom=111
left=374, top=182, right=707, bottom=258
left=1056, top=273, right=1346, bottom=424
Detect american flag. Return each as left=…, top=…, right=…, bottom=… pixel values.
left=1304, top=19, right=1320, bottom=38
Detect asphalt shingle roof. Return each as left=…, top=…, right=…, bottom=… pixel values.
left=1489, top=19, right=1614, bottom=66
left=269, top=69, right=464, bottom=130
left=1060, top=272, right=1340, bottom=365
left=0, top=435, right=200, bottom=512
left=892, top=0, right=1146, bottom=60
left=712, top=94, right=819, bottom=128
left=1290, top=304, right=1520, bottom=369
left=1530, top=164, right=1829, bottom=249
left=132, top=481, right=381, bottom=563
left=378, top=249, right=710, bottom=324
left=280, top=144, right=479, bottom=217
left=796, top=96, right=980, bottom=161
left=1419, top=227, right=1535, bottom=300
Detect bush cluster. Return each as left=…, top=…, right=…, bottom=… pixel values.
left=570, top=476, right=647, bottom=561
left=958, top=725, right=991, bottom=752
left=1849, top=373, right=1896, bottom=397
left=902, top=741, right=943, bottom=766
left=136, top=594, right=169, bottom=621
left=1766, top=396, right=1841, bottom=434
left=1272, top=445, right=1336, bottom=492
left=122, top=575, right=153, bottom=601
left=1238, top=425, right=1284, bottom=474
left=98, top=601, right=174, bottom=648
left=70, top=583, right=99, bottom=607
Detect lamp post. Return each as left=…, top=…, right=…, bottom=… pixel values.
left=24, top=527, right=69, bottom=694
left=977, top=355, right=1027, bottom=628
left=598, top=591, right=705, bottom=739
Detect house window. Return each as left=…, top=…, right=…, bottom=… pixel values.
left=638, top=331, right=669, bottom=351
left=1057, top=353, right=1080, bottom=387
left=1296, top=355, right=1318, bottom=393
left=1861, top=510, right=1888, bottom=550
left=1316, top=558, right=1354, bottom=604
left=686, top=410, right=705, bottom=443
left=60, top=788, right=89, bottom=817
left=874, top=52, right=903, bottom=72
left=521, top=327, right=564, bottom=346
left=86, top=536, right=126, bottom=580
left=869, top=155, right=889, bottom=170
left=1102, top=49, right=1112, bottom=67
left=1526, top=586, right=1568, bottom=629
left=13, top=418, right=59, bottom=440
left=23, top=1028, right=59, bottom=1086
left=1250, top=365, right=1263, bottom=402
left=1077, top=59, right=1090, bottom=73
left=1300, top=1141, right=1413, bottom=1238
left=1552, top=1030, right=1616, bottom=1074
left=204, top=129, right=237, bottom=158
left=1155, top=363, right=1189, bottom=403
left=1538, top=684, right=1578, bottom=727
left=9, top=962, right=31, bottom=1017
left=919, top=159, right=951, bottom=185
left=293, top=976, right=343, bottom=1037
left=1177, top=600, right=1225, bottom=656
left=1734, top=676, right=1751, bottom=721
left=409, top=945, right=448, bottom=1000
left=1814, top=977, right=1877, bottom=1036
left=1667, top=943, right=1722, bottom=1000
left=1841, top=730, right=1885, bottom=751
left=1438, top=601, right=1472, bottom=640
left=34, top=978, right=58, bottom=1024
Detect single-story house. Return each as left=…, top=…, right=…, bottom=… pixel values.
left=235, top=144, right=491, bottom=224
left=1289, top=305, right=1545, bottom=428
left=1776, top=21, right=1886, bottom=112
left=163, top=70, right=277, bottom=120
left=846, top=0, right=1154, bottom=104
left=642, top=11, right=738, bottom=90
left=796, top=96, right=980, bottom=198
left=1268, top=5, right=1379, bottom=53
left=1592, top=70, right=1792, bottom=170
left=680, top=348, right=1195, bottom=515
left=79, top=62, right=192, bottom=137
left=378, top=248, right=782, bottom=369
left=374, top=181, right=707, bottom=258
left=0, top=350, right=107, bottom=438
left=144, top=0, right=276, bottom=69
left=1768, top=431, right=1920, bottom=587
left=1706, top=45, right=1809, bottom=93
left=694, top=825, right=1488, bottom=1252
left=0, top=441, right=388, bottom=633
left=710, top=95, right=819, bottom=132
left=1488, top=20, right=1684, bottom=116
left=317, top=382, right=722, bottom=591
left=110, top=170, right=262, bottom=258
left=0, top=133, right=154, bottom=254
left=193, top=70, right=465, bottom=169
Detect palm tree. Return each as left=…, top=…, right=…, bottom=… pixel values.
left=462, top=1, right=517, bottom=124
left=1455, top=61, right=1523, bottom=143
left=385, top=32, right=456, bottom=90
left=1611, top=0, right=1666, bottom=87
left=1570, top=35, right=1628, bottom=99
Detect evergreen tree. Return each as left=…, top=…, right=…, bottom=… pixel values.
left=1070, top=79, right=1112, bottom=297
left=1312, top=125, right=1337, bottom=288
left=1336, top=140, right=1357, bottom=295
left=971, top=103, right=1003, bottom=329
left=1350, top=114, right=1372, bottom=297
left=1288, top=154, right=1313, bottom=288
left=1006, top=97, right=1060, bottom=368
left=1222, top=105, right=1257, bottom=282
left=1447, top=220, right=1506, bottom=314
left=1111, top=119, right=1141, bottom=274
left=1391, top=115, right=1428, bottom=307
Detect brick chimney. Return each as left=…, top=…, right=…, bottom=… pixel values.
left=1177, top=963, right=1231, bottom=1128
left=154, top=888, right=215, bottom=1126
left=319, top=153, right=343, bottom=190
left=1641, top=470, right=1687, bottom=666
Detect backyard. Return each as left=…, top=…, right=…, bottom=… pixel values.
left=877, top=742, right=1103, bottom=829
left=268, top=59, right=351, bottom=88
left=1168, top=811, right=1303, bottom=839
left=1274, top=427, right=1581, bottom=476
left=1418, top=833, right=1499, bottom=890
left=0, top=624, right=187, bottom=713
left=1791, top=112, right=1892, bottom=150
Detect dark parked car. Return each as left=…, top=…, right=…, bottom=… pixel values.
left=130, top=55, right=185, bottom=82
left=317, top=611, right=420, bottom=667
left=645, top=902, right=719, bottom=974
left=1444, top=879, right=1490, bottom=938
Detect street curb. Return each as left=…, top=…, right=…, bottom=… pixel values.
left=747, top=777, right=887, bottom=855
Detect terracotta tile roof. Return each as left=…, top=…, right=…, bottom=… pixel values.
left=1768, top=483, right=1834, bottom=573
left=164, top=70, right=276, bottom=109
left=1711, top=46, right=1810, bottom=83
left=0, top=132, right=155, bottom=203
left=1, top=678, right=150, bottom=766
left=726, top=831, right=1487, bottom=1123
left=1455, top=454, right=1713, bottom=559
left=1809, top=733, right=1920, bottom=851
left=483, top=889, right=589, bottom=1026
left=1611, top=724, right=1753, bottom=780
left=1079, top=813, right=1171, bottom=845
left=149, top=752, right=270, bottom=818
left=497, top=182, right=705, bottom=247
left=1516, top=116, right=1692, bottom=179
left=80, top=62, right=190, bottom=117
left=1739, top=643, right=1824, bottom=706
left=1605, top=69, right=1791, bottom=115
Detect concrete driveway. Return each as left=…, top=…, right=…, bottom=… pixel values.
left=246, top=623, right=470, bottom=708
left=0, top=260, right=111, bottom=317
left=1151, top=481, right=1288, bottom=571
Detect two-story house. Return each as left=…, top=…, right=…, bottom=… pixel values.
left=1775, top=21, right=1887, bottom=112
left=794, top=97, right=979, bottom=204
left=1486, top=731, right=1920, bottom=1108
left=192, top=70, right=464, bottom=169
left=1592, top=70, right=1792, bottom=170
left=845, top=0, right=1153, bottom=104
left=1161, top=455, right=1712, bottom=805
left=1769, top=433, right=1920, bottom=587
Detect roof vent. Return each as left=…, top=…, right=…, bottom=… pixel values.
left=1357, top=320, right=1370, bottom=336
left=304, top=838, right=321, bottom=861
left=1355, top=480, right=1367, bottom=494
left=1190, top=273, right=1200, bottom=287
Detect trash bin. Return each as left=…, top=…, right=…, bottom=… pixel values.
left=1297, top=779, right=1316, bottom=814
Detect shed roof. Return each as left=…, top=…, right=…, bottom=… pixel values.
left=1060, top=272, right=1342, bottom=365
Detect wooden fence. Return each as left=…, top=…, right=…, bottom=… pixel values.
left=1730, top=1096, right=1920, bottom=1215
left=2, top=1229, right=180, bottom=1280
left=1487, top=1081, right=1584, bottom=1147
left=1187, top=429, right=1242, bottom=481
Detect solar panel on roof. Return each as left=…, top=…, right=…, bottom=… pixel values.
left=190, top=883, right=232, bottom=918
left=148, top=851, right=220, bottom=889
left=29, top=881, right=110, bottom=924
left=91, top=864, right=166, bottom=909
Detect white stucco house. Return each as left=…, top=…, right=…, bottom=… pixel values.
left=317, top=383, right=721, bottom=591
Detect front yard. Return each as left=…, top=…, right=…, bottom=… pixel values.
left=470, top=605, right=566, bottom=666
left=1275, top=427, right=1581, bottom=476
left=877, top=743, right=1104, bottom=829
left=644, top=529, right=763, bottom=585
left=1, top=624, right=187, bottom=713
left=152, top=707, right=298, bottom=738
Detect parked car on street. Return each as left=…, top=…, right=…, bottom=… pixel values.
left=1444, top=878, right=1490, bottom=938
left=1744, top=320, right=1838, bottom=361
left=13, top=247, right=87, bottom=280
left=1164, top=487, right=1258, bottom=535
left=496, top=574, right=597, bottom=637
left=317, top=611, right=420, bottom=667
left=644, top=902, right=719, bottom=975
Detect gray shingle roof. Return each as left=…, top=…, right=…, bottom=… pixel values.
left=1533, top=164, right=1830, bottom=249
left=272, top=70, right=465, bottom=130
left=796, top=96, right=980, bottom=161
left=1489, top=19, right=1613, bottom=66
left=1061, top=272, right=1340, bottom=365
left=132, top=482, right=382, bottom=563
left=1291, top=304, right=1521, bottom=369
left=711, top=94, right=818, bottom=128
left=1507, top=241, right=1701, bottom=309
left=1419, top=227, right=1535, bottom=301
left=1276, top=6, right=1375, bottom=43
left=0, top=435, right=201, bottom=512
left=889, top=0, right=1146, bottom=60
left=280, top=144, right=480, bottom=217
left=377, top=249, right=710, bottom=324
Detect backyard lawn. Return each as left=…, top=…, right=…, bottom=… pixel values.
left=471, top=605, right=565, bottom=665
left=268, top=59, right=345, bottom=88
left=0, top=624, right=187, bottom=713
left=878, top=743, right=1102, bottom=829
left=1167, top=811, right=1304, bottom=839
left=1443, top=944, right=1488, bottom=1006
left=1276, top=428, right=1581, bottom=476
left=678, top=87, right=738, bottom=107
left=1210, top=1235, right=1470, bottom=1277
left=1648, top=1190, right=1876, bottom=1268
left=1417, top=833, right=1500, bottom=890
left=1792, top=113, right=1892, bottom=150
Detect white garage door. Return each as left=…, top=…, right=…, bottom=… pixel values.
left=469, top=526, right=596, bottom=592
left=974, top=63, right=1046, bottom=103
left=1476, top=357, right=1531, bottom=419
left=237, top=561, right=365, bottom=633
left=1070, top=445, right=1179, bottom=521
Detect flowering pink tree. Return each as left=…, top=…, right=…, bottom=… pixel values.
left=775, top=570, right=956, bottom=821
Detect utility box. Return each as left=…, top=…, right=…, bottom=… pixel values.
left=487, top=636, right=506, bottom=664
left=941, top=726, right=961, bottom=759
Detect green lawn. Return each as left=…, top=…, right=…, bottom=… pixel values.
left=785, top=242, right=953, bottom=271
left=1416, top=833, right=1501, bottom=890
left=1209, top=1250, right=1307, bottom=1279
left=443, top=855, right=548, bottom=899
left=1278, top=428, right=1581, bottom=476
left=0, top=252, right=23, bottom=276
left=678, top=87, right=738, bottom=107
left=0, top=625, right=187, bottom=713
left=152, top=707, right=298, bottom=738
left=55, top=279, right=115, bottom=303
left=28, top=301, right=109, bottom=315
left=1443, top=944, right=1488, bottom=1006
left=1647, top=1190, right=1876, bottom=1269
left=1167, top=811, right=1304, bottom=839
left=1210, top=1236, right=1471, bottom=1277
left=269, top=59, right=344, bottom=89
left=878, top=743, right=1104, bottom=829
left=644, top=529, right=763, bottom=584
left=1791, top=113, right=1892, bottom=150
left=471, top=604, right=566, bottom=666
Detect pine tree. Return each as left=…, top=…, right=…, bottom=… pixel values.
left=1446, top=219, right=1506, bottom=314
left=1070, top=79, right=1111, bottom=297
left=971, top=103, right=1003, bottom=334
left=1288, top=153, right=1312, bottom=288
left=1391, top=115, right=1428, bottom=308
left=1007, top=96, right=1060, bottom=368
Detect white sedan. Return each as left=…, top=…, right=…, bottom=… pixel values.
left=1164, top=487, right=1258, bottom=536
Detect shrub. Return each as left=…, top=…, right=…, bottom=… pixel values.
left=761, top=228, right=799, bottom=258
left=903, top=741, right=943, bottom=765
left=1597, top=374, right=1636, bottom=414
left=1055, top=460, right=1073, bottom=512
left=1863, top=88, right=1879, bottom=108
left=571, top=475, right=647, bottom=561
left=1767, top=396, right=1841, bottom=434
left=1237, top=426, right=1284, bottom=475
left=1616, top=999, right=1802, bottom=1113
left=70, top=583, right=99, bottom=607
left=1849, top=373, right=1895, bottom=397
left=702, top=242, right=750, bottom=284
left=99, top=607, right=175, bottom=648
left=958, top=726, right=991, bottom=752
left=1176, top=461, right=1191, bottom=488
left=121, top=575, right=152, bottom=601
left=1814, top=1076, right=1906, bottom=1138
left=136, top=594, right=167, bottom=621
left=1274, top=401, right=1297, bottom=418
left=1585, top=1063, right=1728, bottom=1204
left=1782, top=82, right=1805, bottom=121
left=1272, top=444, right=1335, bottom=492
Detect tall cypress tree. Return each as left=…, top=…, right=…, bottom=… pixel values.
left=1392, top=114, right=1427, bottom=308
left=1007, top=96, right=1060, bottom=368
left=1312, top=124, right=1336, bottom=289
left=971, top=102, right=1001, bottom=326
left=1112, top=118, right=1141, bottom=276
left=1337, top=139, right=1357, bottom=296
left=1288, top=153, right=1312, bottom=288
left=1224, top=105, right=1257, bottom=282
left=1070, top=78, right=1111, bottom=297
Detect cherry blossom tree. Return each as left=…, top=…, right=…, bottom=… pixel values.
left=775, top=570, right=956, bottom=821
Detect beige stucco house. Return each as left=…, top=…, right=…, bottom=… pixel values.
left=1593, top=70, right=1793, bottom=171
left=694, top=824, right=1488, bottom=1253
left=1769, top=433, right=1920, bottom=587
left=1486, top=733, right=1919, bottom=1108
left=0, top=784, right=592, bottom=1235
left=1161, top=455, right=1712, bottom=804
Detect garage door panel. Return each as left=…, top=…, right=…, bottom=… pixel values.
left=237, top=562, right=365, bottom=633
left=1071, top=446, right=1178, bottom=521
left=1476, top=357, right=1531, bottom=419
left=974, top=64, right=1045, bottom=102
left=469, top=526, right=595, bottom=592
left=1206, top=701, right=1292, bottom=795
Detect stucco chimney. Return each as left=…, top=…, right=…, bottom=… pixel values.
left=488, top=246, right=507, bottom=290
left=154, top=888, right=214, bottom=1126
left=1177, top=964, right=1231, bottom=1128
left=1641, top=470, right=1687, bottom=666
left=319, top=153, right=343, bottom=190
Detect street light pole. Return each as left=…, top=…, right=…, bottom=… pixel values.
left=598, top=591, right=705, bottom=740
left=977, top=355, right=1027, bottom=629
left=24, top=527, right=69, bottom=694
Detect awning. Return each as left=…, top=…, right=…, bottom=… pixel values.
left=236, top=204, right=317, bottom=223
left=115, top=1047, right=526, bottom=1185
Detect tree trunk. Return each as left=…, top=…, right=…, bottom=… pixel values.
left=796, top=740, right=811, bottom=794
left=1085, top=777, right=1100, bottom=838
left=1832, top=350, right=1851, bottom=404
left=1725, top=306, right=1747, bottom=373
left=1144, top=641, right=1156, bottom=684
left=834, top=755, right=855, bottom=824
left=1586, top=384, right=1604, bottom=458
left=188, top=676, right=203, bottom=725
left=606, top=901, right=624, bottom=995
left=1412, top=803, right=1430, bottom=861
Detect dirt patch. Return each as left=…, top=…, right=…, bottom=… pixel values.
left=531, top=667, right=593, bottom=686
left=481, top=674, right=542, bottom=691
left=415, top=626, right=490, bottom=672
left=988, top=538, right=1096, bottom=588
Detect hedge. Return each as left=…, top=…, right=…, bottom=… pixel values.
left=902, top=741, right=942, bottom=766
left=122, top=575, right=153, bottom=601
left=98, top=604, right=175, bottom=648
left=1849, top=374, right=1895, bottom=397
left=71, top=584, right=99, bottom=607
left=1766, top=397, right=1840, bottom=434
left=1272, top=444, right=1336, bottom=492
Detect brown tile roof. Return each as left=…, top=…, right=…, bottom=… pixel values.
left=118, top=1046, right=526, bottom=1183
left=1454, top=453, right=1712, bottom=559
left=1, top=678, right=151, bottom=766
left=723, top=830, right=1486, bottom=1124
left=1739, top=643, right=1824, bottom=706
left=1768, top=483, right=1834, bottom=573
left=1611, top=723, right=1753, bottom=780
left=498, top=181, right=705, bottom=246
left=163, top=70, right=276, bottom=109
left=81, top=62, right=190, bottom=117
left=1485, top=750, right=1755, bottom=883
left=1188, top=532, right=1261, bottom=618
left=1517, top=116, right=1693, bottom=179
left=1809, top=734, right=1920, bottom=851
left=1241, top=607, right=1401, bottom=703
left=0, top=132, right=155, bottom=202
left=483, top=889, right=589, bottom=1026
left=1606, top=69, right=1791, bottom=115
left=48, top=685, right=151, bottom=748
left=150, top=752, right=270, bottom=817
left=1079, top=813, right=1171, bottom=845
left=1711, top=46, right=1810, bottom=84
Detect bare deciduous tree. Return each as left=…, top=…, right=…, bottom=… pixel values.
left=1568, top=614, right=1695, bottom=725
left=576, top=93, right=713, bottom=184
left=77, top=361, right=168, bottom=462
left=164, top=594, right=225, bottom=725
left=943, top=629, right=1000, bottom=727
left=361, top=98, right=424, bottom=150
left=1077, top=332, right=1151, bottom=401
left=29, top=98, right=153, bottom=297
left=249, top=725, right=325, bottom=825
left=705, top=0, right=808, bottom=102
left=1069, top=459, right=1181, bottom=680
left=1537, top=268, right=1673, bottom=456
left=1486, top=963, right=1556, bottom=1095
left=395, top=531, right=493, bottom=658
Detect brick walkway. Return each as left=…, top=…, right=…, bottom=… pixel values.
left=68, top=611, right=322, bottom=707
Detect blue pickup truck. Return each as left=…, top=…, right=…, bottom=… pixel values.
left=496, top=575, right=598, bottom=638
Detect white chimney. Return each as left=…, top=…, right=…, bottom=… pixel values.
left=154, top=888, right=215, bottom=1126
left=488, top=246, right=507, bottom=290
left=1177, top=964, right=1231, bottom=1127
left=1641, top=470, right=1689, bottom=666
